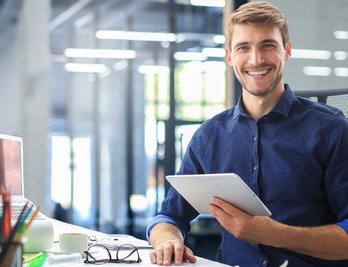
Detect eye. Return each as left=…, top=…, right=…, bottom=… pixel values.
left=236, top=46, right=248, bottom=52
left=262, top=43, right=276, bottom=49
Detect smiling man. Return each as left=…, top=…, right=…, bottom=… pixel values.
left=147, top=1, right=348, bottom=266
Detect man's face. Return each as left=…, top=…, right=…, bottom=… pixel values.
left=226, top=24, right=291, bottom=97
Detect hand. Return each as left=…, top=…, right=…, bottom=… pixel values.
left=209, top=197, right=348, bottom=260
left=150, top=239, right=196, bottom=266
left=208, top=196, right=281, bottom=245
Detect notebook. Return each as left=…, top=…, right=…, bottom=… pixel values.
left=0, top=134, right=54, bottom=252
left=166, top=173, right=272, bottom=216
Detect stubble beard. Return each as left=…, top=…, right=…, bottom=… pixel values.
left=237, top=70, right=283, bottom=97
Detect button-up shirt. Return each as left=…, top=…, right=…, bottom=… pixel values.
left=147, top=84, right=348, bottom=267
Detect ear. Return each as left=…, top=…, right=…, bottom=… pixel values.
left=226, top=48, right=232, bottom=65
left=285, top=42, right=292, bottom=60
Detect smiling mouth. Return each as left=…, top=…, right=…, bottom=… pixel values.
left=246, top=68, right=272, bottom=77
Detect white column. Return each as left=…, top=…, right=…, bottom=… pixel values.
left=19, top=0, right=52, bottom=215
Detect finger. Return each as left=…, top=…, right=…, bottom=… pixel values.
left=208, top=203, right=239, bottom=232
left=173, top=243, right=185, bottom=265
left=212, top=197, right=249, bottom=218
left=163, top=243, right=174, bottom=265
left=155, top=247, right=164, bottom=265
left=208, top=201, right=231, bottom=220
left=149, top=251, right=158, bottom=264
left=184, top=247, right=197, bottom=263
left=209, top=205, right=230, bottom=225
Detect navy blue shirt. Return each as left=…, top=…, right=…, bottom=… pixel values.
left=147, top=85, right=348, bottom=267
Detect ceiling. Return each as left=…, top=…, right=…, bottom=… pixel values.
left=1, top=0, right=347, bottom=80
left=47, top=0, right=227, bottom=119
left=47, top=0, right=348, bottom=87
left=49, top=0, right=224, bottom=64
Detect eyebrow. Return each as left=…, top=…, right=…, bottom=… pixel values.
left=260, top=39, right=278, bottom=44
left=233, top=39, right=278, bottom=49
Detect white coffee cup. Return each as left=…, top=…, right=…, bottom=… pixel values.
left=59, top=233, right=88, bottom=254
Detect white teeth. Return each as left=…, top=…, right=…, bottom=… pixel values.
left=247, top=69, right=270, bottom=76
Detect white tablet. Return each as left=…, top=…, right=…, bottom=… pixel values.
left=166, top=173, right=271, bottom=216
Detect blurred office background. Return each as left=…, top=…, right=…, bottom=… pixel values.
left=0, top=0, right=348, bottom=258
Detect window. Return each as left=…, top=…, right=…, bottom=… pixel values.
left=50, top=135, right=92, bottom=221
left=143, top=60, right=227, bottom=214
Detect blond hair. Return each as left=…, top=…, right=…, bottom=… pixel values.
left=225, top=1, right=289, bottom=48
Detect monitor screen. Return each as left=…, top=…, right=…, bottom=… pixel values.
left=0, top=135, right=23, bottom=195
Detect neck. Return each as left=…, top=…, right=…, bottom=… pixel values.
left=242, top=85, right=285, bottom=120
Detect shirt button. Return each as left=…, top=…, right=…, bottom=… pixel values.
left=262, top=260, right=267, bottom=265
left=253, top=165, right=257, bottom=171
left=253, top=137, right=257, bottom=142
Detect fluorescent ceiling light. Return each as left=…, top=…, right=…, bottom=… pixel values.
left=176, top=32, right=224, bottom=45
left=64, top=48, right=136, bottom=59
left=334, top=51, right=348, bottom=61
left=138, top=65, right=170, bottom=74
left=202, top=47, right=225, bottom=58
left=174, top=52, right=207, bottom=61
left=303, top=66, right=331, bottom=76
left=65, top=63, right=109, bottom=73
left=191, top=0, right=225, bottom=7
left=291, top=49, right=331, bottom=60
left=213, top=35, right=225, bottom=44
left=333, top=31, right=348, bottom=40
left=96, top=30, right=176, bottom=42
left=96, top=30, right=224, bottom=44
left=334, top=68, right=348, bottom=77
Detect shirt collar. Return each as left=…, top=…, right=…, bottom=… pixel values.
left=270, top=83, right=294, bottom=117
left=232, top=99, right=244, bottom=119
left=232, top=84, right=295, bottom=120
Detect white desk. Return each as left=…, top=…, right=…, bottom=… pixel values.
left=48, top=219, right=229, bottom=267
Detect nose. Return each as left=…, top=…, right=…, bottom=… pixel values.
left=248, top=48, right=264, bottom=65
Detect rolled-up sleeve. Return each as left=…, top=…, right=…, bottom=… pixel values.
left=146, top=214, right=189, bottom=241
left=146, top=185, right=199, bottom=243
left=337, top=219, right=348, bottom=233
left=325, top=115, right=348, bottom=229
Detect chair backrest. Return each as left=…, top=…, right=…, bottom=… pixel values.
left=294, top=88, right=348, bottom=118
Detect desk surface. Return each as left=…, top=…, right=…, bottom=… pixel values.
left=47, top=219, right=228, bottom=267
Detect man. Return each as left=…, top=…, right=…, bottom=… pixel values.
left=147, top=1, right=348, bottom=266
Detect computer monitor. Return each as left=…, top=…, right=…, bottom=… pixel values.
left=0, top=134, right=23, bottom=196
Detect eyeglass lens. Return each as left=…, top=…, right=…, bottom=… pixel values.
left=85, top=244, right=111, bottom=264
left=117, top=244, right=141, bottom=263
left=85, top=244, right=141, bottom=264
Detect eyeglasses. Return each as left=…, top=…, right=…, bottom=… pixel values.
left=84, top=243, right=142, bottom=264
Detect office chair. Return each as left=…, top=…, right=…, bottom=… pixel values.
left=294, top=88, right=348, bottom=118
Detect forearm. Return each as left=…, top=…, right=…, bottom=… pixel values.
left=271, top=223, right=348, bottom=260
left=149, top=222, right=184, bottom=248
left=209, top=197, right=348, bottom=261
